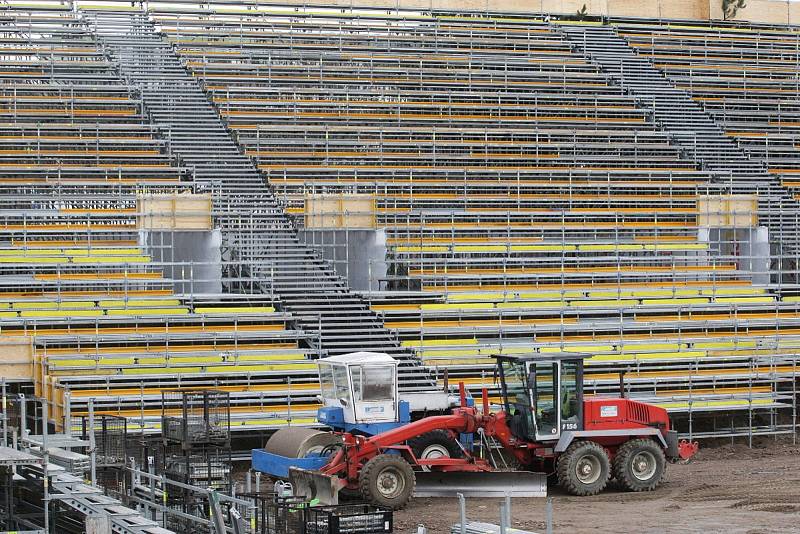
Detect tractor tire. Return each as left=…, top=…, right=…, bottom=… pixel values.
left=408, top=430, right=463, bottom=462
left=612, top=438, right=666, bottom=492
left=556, top=440, right=611, bottom=496
left=359, top=454, right=415, bottom=510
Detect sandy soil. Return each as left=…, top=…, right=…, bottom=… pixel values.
left=394, top=438, right=800, bottom=534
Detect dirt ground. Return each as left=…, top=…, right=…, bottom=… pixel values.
left=394, top=437, right=800, bottom=534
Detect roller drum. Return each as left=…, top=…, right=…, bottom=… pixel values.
left=265, top=428, right=342, bottom=458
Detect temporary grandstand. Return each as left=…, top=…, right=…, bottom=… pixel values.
left=0, top=0, right=799, bottom=458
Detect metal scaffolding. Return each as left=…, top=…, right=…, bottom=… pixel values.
left=0, top=0, right=797, bottom=445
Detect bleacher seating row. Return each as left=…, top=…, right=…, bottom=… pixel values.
left=0, top=2, right=326, bottom=433
left=146, top=4, right=799, bottom=436
left=1, top=0, right=798, bottom=438
left=620, top=23, right=800, bottom=199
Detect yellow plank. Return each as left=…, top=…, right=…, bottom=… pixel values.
left=714, top=296, right=775, bottom=304
left=106, top=308, right=189, bottom=316
left=700, top=288, right=764, bottom=296
left=589, top=350, right=706, bottom=362
left=100, top=299, right=181, bottom=307
left=643, top=243, right=709, bottom=251
left=496, top=301, right=565, bottom=309
left=578, top=244, right=643, bottom=252
left=13, top=301, right=96, bottom=310
left=452, top=245, right=508, bottom=253
left=402, top=338, right=478, bottom=347
left=542, top=345, right=613, bottom=353
left=656, top=398, right=773, bottom=410
left=421, top=302, right=494, bottom=311
left=641, top=298, right=709, bottom=305
left=394, top=246, right=449, bottom=253
left=570, top=299, right=638, bottom=307
left=72, top=255, right=150, bottom=264
left=20, top=310, right=104, bottom=317
left=694, top=341, right=757, bottom=349
left=0, top=256, right=67, bottom=264
left=194, top=306, right=276, bottom=314
left=510, top=244, right=577, bottom=252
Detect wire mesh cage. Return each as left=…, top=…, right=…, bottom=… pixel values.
left=96, top=466, right=127, bottom=500
left=165, top=500, right=214, bottom=534
left=78, top=414, right=127, bottom=467
left=265, top=497, right=309, bottom=534
left=1, top=395, right=21, bottom=436
left=125, top=434, right=163, bottom=476
left=238, top=492, right=276, bottom=534
left=162, top=390, right=231, bottom=447
left=238, top=493, right=309, bottom=534
left=163, top=446, right=232, bottom=494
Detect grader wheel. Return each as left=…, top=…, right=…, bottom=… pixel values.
left=358, top=454, right=415, bottom=510
left=556, top=440, right=611, bottom=496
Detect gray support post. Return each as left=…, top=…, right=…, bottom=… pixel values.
left=19, top=394, right=27, bottom=443
left=63, top=391, right=71, bottom=439
left=208, top=490, right=226, bottom=534
left=458, top=493, right=466, bottom=534
left=88, top=399, right=97, bottom=486
left=42, top=398, right=49, bottom=534
left=1, top=378, right=6, bottom=446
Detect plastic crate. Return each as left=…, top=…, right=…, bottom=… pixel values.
left=304, top=503, right=393, bottom=534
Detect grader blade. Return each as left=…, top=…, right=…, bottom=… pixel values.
left=414, top=471, right=547, bottom=498
left=288, top=467, right=344, bottom=505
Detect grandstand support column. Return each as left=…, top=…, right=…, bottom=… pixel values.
left=82, top=9, right=434, bottom=390
left=556, top=23, right=800, bottom=273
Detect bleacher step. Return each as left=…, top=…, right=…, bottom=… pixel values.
left=85, top=10, right=433, bottom=386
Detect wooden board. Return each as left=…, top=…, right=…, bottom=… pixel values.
left=0, top=336, right=33, bottom=381
left=137, top=193, right=213, bottom=230
left=304, top=194, right=376, bottom=229
left=697, top=195, right=758, bottom=228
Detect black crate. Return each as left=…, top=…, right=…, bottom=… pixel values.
left=162, top=390, right=231, bottom=447
left=264, top=497, right=308, bottom=534
left=2, top=395, right=21, bottom=434
left=79, top=415, right=127, bottom=466
left=304, top=504, right=393, bottom=534
left=239, top=494, right=392, bottom=534
left=163, top=447, right=231, bottom=493
left=96, top=466, right=127, bottom=500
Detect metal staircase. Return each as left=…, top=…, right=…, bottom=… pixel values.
left=1, top=434, right=171, bottom=533
left=558, top=24, right=800, bottom=260
left=51, top=471, right=174, bottom=534
left=83, top=10, right=433, bottom=388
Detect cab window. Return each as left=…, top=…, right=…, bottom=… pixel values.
left=501, top=359, right=535, bottom=440
left=332, top=364, right=351, bottom=404
left=361, top=365, right=394, bottom=401
left=532, top=361, right=557, bottom=438
left=561, top=360, right=580, bottom=429
left=350, top=366, right=362, bottom=401
left=319, top=363, right=335, bottom=399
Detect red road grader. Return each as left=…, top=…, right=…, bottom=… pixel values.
left=257, top=352, right=698, bottom=509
